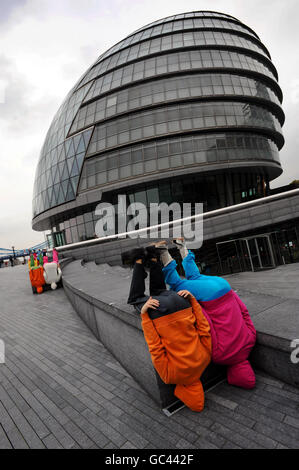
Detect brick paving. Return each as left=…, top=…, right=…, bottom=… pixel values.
left=0, top=265, right=298, bottom=449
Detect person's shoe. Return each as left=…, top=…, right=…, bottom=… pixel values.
left=145, top=244, right=158, bottom=261
left=149, top=241, right=174, bottom=267
left=172, top=237, right=185, bottom=247
left=146, top=242, right=167, bottom=257
left=154, top=240, right=169, bottom=251
left=122, top=248, right=146, bottom=267
left=173, top=237, right=188, bottom=259
left=144, top=244, right=160, bottom=267
left=145, top=241, right=169, bottom=262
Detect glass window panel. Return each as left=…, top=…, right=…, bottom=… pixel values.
left=87, top=174, right=96, bottom=187
left=156, top=123, right=168, bottom=134
left=131, top=128, right=142, bottom=140
left=106, top=95, right=117, bottom=107
left=107, top=155, right=118, bottom=169
left=134, top=190, right=147, bottom=205
left=157, top=143, right=169, bottom=157
left=119, top=150, right=131, bottom=165
left=132, top=148, right=143, bottom=163
left=118, top=132, right=129, bottom=144
left=71, top=226, right=79, bottom=243
left=143, top=125, right=155, bottom=137
left=85, top=221, right=95, bottom=238
left=183, top=153, right=195, bottom=165
left=107, top=135, right=117, bottom=147
left=159, top=183, right=172, bottom=204
left=181, top=119, right=192, bottom=130
left=181, top=140, right=193, bottom=151
left=216, top=116, right=227, bottom=126
left=132, top=163, right=143, bottom=175
left=170, top=155, right=182, bottom=167
left=96, top=172, right=107, bottom=185
left=144, top=145, right=156, bottom=160
left=169, top=140, right=181, bottom=154
left=168, top=121, right=180, bottom=132
left=108, top=169, right=118, bottom=181
left=147, top=187, right=159, bottom=204
left=157, top=157, right=169, bottom=169
left=145, top=160, right=157, bottom=172
left=120, top=166, right=132, bottom=178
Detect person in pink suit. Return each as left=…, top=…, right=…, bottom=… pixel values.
left=52, top=248, right=59, bottom=265
left=43, top=250, right=49, bottom=265
left=158, top=239, right=257, bottom=389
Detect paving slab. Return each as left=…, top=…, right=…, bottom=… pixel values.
left=224, top=266, right=299, bottom=346
left=0, top=265, right=299, bottom=449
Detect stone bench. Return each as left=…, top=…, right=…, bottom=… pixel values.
left=61, top=259, right=299, bottom=409
left=62, top=260, right=225, bottom=408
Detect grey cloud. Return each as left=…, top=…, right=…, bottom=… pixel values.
left=0, top=54, right=59, bottom=136
left=0, top=0, right=27, bottom=23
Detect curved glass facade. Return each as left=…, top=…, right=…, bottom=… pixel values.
left=85, top=102, right=282, bottom=155
left=32, top=10, right=285, bottom=241
left=131, top=11, right=258, bottom=36
left=81, top=50, right=278, bottom=102
left=78, top=35, right=275, bottom=89
left=70, top=74, right=282, bottom=135
left=79, top=132, right=279, bottom=192
left=33, top=127, right=93, bottom=217
left=95, top=16, right=262, bottom=64
left=92, top=29, right=268, bottom=68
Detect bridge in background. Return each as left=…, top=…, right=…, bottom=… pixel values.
left=0, top=241, right=48, bottom=261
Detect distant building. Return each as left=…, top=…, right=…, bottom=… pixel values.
left=32, top=11, right=299, bottom=273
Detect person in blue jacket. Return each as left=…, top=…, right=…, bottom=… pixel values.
left=160, top=240, right=231, bottom=302
left=157, top=238, right=256, bottom=390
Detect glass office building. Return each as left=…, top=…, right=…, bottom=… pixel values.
left=32, top=11, right=284, bottom=246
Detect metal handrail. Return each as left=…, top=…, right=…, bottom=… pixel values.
left=54, top=188, right=299, bottom=252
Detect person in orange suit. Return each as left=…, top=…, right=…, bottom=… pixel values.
left=28, top=253, right=45, bottom=294
left=124, top=246, right=212, bottom=412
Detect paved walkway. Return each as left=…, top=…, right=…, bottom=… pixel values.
left=0, top=265, right=299, bottom=449
left=225, top=263, right=299, bottom=300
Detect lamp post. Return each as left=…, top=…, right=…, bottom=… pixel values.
left=10, top=246, right=15, bottom=267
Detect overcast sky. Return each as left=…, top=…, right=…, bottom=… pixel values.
left=0, top=0, right=298, bottom=249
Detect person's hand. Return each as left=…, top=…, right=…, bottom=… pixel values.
left=177, top=290, right=193, bottom=299
left=141, top=297, right=160, bottom=314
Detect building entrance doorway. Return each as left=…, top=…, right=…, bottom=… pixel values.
left=46, top=231, right=66, bottom=248
left=243, top=235, right=275, bottom=271
left=216, top=234, right=275, bottom=273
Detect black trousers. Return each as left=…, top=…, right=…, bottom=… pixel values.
left=127, top=261, right=166, bottom=305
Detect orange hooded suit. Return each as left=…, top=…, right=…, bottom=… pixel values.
left=141, top=295, right=212, bottom=411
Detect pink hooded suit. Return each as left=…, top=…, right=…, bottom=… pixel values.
left=163, top=251, right=256, bottom=389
